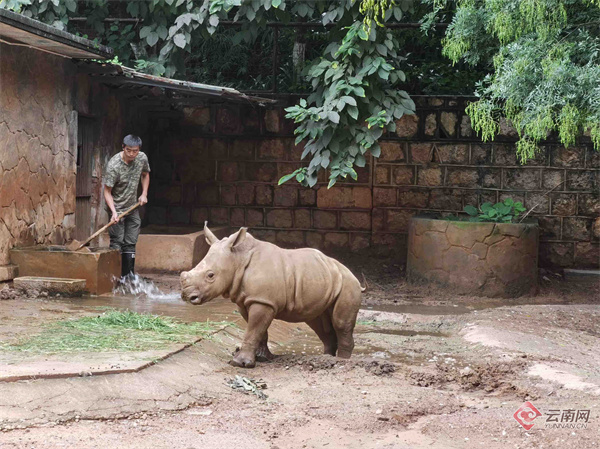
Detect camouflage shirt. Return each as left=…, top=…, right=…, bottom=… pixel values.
left=104, top=151, right=150, bottom=212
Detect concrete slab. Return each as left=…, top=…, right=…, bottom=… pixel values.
left=13, top=276, right=86, bottom=296
left=10, top=246, right=120, bottom=295
left=137, top=225, right=230, bottom=273
left=0, top=264, right=18, bottom=282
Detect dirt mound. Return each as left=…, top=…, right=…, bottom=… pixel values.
left=269, top=354, right=396, bottom=376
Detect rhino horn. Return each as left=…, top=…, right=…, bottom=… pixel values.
left=226, top=227, right=248, bottom=250
left=204, top=221, right=219, bottom=245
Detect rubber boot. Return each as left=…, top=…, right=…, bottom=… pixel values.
left=121, top=252, right=135, bottom=278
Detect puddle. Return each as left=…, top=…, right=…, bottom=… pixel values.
left=358, top=328, right=448, bottom=338
left=363, top=304, right=473, bottom=315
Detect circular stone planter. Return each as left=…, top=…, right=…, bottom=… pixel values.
left=407, top=217, right=539, bottom=298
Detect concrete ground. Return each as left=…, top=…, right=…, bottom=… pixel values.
left=0, top=269, right=598, bottom=449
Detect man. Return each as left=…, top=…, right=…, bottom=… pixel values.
left=103, top=134, right=150, bottom=278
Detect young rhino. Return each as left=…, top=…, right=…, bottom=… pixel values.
left=180, top=224, right=363, bottom=368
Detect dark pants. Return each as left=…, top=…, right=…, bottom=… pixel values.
left=108, top=210, right=141, bottom=254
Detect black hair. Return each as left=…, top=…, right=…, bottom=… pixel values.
left=122, top=134, right=142, bottom=148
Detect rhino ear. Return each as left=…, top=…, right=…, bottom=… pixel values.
left=226, top=227, right=247, bottom=250
left=204, top=221, right=219, bottom=246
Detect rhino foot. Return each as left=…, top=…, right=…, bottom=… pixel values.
left=256, top=345, right=277, bottom=362
left=230, top=352, right=256, bottom=368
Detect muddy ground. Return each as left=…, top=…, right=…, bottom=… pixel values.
left=0, top=256, right=599, bottom=449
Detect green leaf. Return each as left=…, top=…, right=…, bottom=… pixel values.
left=272, top=0, right=282, bottom=7
left=328, top=111, right=340, bottom=124
left=348, top=106, right=359, bottom=120
left=480, top=202, right=493, bottom=213
left=278, top=173, right=296, bottom=185
left=327, top=178, right=337, bottom=189
left=147, top=32, right=159, bottom=47
left=173, top=33, right=186, bottom=48
left=139, top=26, right=152, bottom=39
left=464, top=205, right=478, bottom=216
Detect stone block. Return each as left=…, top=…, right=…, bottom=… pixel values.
left=169, top=206, right=191, bottom=225
left=538, top=216, right=561, bottom=240
left=471, top=144, right=492, bottom=165
left=429, top=189, right=462, bottom=211
left=498, top=118, right=518, bottom=138
left=324, top=233, right=349, bottom=248
left=350, top=234, right=371, bottom=252
left=574, top=243, right=600, bottom=268
left=258, top=139, right=287, bottom=160
left=380, top=141, right=406, bottom=161
left=397, top=188, right=429, bottom=208
left=266, top=209, right=293, bottom=228
left=218, top=161, right=240, bottom=182
left=230, top=208, right=245, bottom=227
left=14, top=276, right=86, bottom=296
left=563, top=217, right=592, bottom=241
left=386, top=210, right=414, bottom=232
left=265, top=109, right=281, bottom=134
left=252, top=230, right=277, bottom=243
left=395, top=114, right=418, bottom=138
left=460, top=116, right=473, bottom=138
left=274, top=185, right=298, bottom=207
left=579, top=194, right=600, bottom=217
left=230, top=140, right=256, bottom=160
left=542, top=169, right=564, bottom=189
left=216, top=106, right=242, bottom=134
left=317, top=187, right=372, bottom=209
left=220, top=184, right=237, bottom=205
left=0, top=264, right=18, bottom=282
left=153, top=185, right=182, bottom=205
left=298, top=188, right=316, bottom=206
left=493, top=144, right=518, bottom=166
left=524, top=192, right=549, bottom=215
left=242, top=106, right=261, bottom=133
left=191, top=208, right=209, bottom=225
left=183, top=107, right=211, bottom=127
left=587, top=147, right=600, bottom=168
left=410, top=143, right=433, bottom=164
left=392, top=166, right=414, bottom=185
left=417, top=167, right=443, bottom=186
left=594, top=217, right=600, bottom=240
left=424, top=113, right=437, bottom=136
left=550, top=193, right=577, bottom=216
left=539, top=242, right=574, bottom=267
left=435, top=144, right=469, bottom=164
left=314, top=210, right=337, bottom=229
left=196, top=184, right=219, bottom=205
left=566, top=170, right=598, bottom=191
left=446, top=168, right=479, bottom=187
left=276, top=231, right=304, bottom=247
left=372, top=208, right=385, bottom=232
left=373, top=188, right=396, bottom=206
left=246, top=162, right=278, bottom=182
left=236, top=183, right=255, bottom=205
left=504, top=169, right=541, bottom=190
left=255, top=185, right=273, bottom=205
left=340, top=212, right=371, bottom=230
left=294, top=209, right=311, bottom=228
left=306, top=232, right=323, bottom=249
left=551, top=146, right=585, bottom=167
left=210, top=207, right=229, bottom=225
left=246, top=209, right=264, bottom=228
left=375, top=165, right=390, bottom=184
left=440, top=112, right=457, bottom=137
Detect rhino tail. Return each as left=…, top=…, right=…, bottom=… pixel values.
left=360, top=272, right=368, bottom=292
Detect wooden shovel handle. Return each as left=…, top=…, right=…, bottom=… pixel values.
left=74, top=202, right=141, bottom=251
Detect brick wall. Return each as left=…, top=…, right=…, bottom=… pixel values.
left=146, top=97, right=599, bottom=268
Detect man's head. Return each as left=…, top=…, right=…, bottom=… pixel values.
left=122, top=135, right=142, bottom=163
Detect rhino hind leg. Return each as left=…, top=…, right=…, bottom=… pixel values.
left=230, top=302, right=275, bottom=368
left=332, top=284, right=362, bottom=359
left=306, top=314, right=338, bottom=356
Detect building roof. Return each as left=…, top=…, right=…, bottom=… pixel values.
left=76, top=61, right=275, bottom=105
left=0, top=8, right=112, bottom=59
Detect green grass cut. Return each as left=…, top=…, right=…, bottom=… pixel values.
left=0, top=309, right=232, bottom=354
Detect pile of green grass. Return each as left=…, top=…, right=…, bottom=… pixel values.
left=1, top=309, right=232, bottom=354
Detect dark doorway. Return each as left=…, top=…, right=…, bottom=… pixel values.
left=75, top=116, right=94, bottom=241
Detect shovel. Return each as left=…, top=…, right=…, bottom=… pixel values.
left=65, top=202, right=141, bottom=252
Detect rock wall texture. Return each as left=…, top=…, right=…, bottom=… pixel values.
left=145, top=96, right=599, bottom=269
left=407, top=217, right=539, bottom=297
left=0, top=44, right=136, bottom=270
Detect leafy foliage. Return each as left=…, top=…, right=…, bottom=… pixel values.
left=434, top=0, right=600, bottom=163
left=463, top=198, right=527, bottom=223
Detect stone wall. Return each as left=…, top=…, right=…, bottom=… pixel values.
left=0, top=43, right=135, bottom=273
left=145, top=97, right=599, bottom=269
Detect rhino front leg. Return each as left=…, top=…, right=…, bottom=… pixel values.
left=231, top=302, right=275, bottom=368
left=255, top=331, right=277, bottom=362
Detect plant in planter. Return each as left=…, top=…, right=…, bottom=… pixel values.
left=463, top=199, right=526, bottom=223
left=407, top=198, right=539, bottom=298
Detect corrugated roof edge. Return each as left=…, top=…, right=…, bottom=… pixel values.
left=77, top=61, right=277, bottom=105
left=0, top=8, right=113, bottom=59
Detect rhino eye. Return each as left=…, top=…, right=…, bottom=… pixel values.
left=207, top=272, right=215, bottom=280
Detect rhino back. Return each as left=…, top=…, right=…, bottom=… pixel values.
left=240, top=243, right=357, bottom=320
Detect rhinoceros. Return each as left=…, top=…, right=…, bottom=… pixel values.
left=180, top=224, right=364, bottom=368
